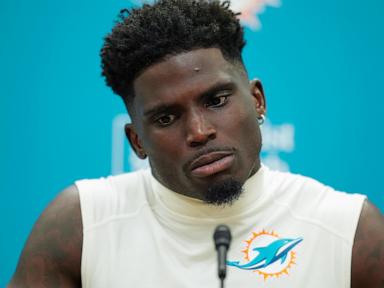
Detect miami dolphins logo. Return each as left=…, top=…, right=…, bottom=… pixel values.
left=227, top=230, right=303, bottom=280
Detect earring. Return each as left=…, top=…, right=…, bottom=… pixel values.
left=257, top=114, right=265, bottom=126
left=138, top=150, right=147, bottom=159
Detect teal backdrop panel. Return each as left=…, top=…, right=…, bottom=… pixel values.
left=1, top=0, right=383, bottom=285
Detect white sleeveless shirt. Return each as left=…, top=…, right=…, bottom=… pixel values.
left=76, top=166, right=365, bottom=288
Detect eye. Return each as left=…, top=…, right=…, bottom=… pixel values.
left=205, top=94, right=229, bottom=108
left=155, top=114, right=176, bottom=127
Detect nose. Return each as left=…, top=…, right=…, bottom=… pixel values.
left=186, top=110, right=216, bottom=147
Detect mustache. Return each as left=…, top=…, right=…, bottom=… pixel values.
left=183, top=146, right=236, bottom=172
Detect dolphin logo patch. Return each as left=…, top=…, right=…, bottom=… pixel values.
left=228, top=230, right=303, bottom=280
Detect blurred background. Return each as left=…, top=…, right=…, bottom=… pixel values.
left=1, top=0, right=383, bottom=285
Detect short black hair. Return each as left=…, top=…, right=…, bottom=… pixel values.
left=101, top=0, right=246, bottom=109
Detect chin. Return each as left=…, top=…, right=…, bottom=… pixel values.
left=202, top=177, right=243, bottom=206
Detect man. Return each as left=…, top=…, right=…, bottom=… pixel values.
left=9, top=0, right=384, bottom=287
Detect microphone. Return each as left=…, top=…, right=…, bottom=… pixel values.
left=213, top=224, right=232, bottom=288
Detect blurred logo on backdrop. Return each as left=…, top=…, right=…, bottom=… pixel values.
left=111, top=114, right=294, bottom=174
left=131, top=0, right=281, bottom=30
left=230, top=0, right=281, bottom=30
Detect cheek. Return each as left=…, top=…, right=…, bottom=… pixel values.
left=218, top=105, right=261, bottom=154
left=220, top=102, right=259, bottom=134
left=143, top=130, right=188, bottom=187
left=143, top=130, right=184, bottom=161
left=241, top=108, right=262, bottom=139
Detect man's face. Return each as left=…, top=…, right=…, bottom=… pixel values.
left=127, top=48, right=266, bottom=201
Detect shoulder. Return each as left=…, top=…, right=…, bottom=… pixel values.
left=352, top=200, right=384, bottom=288
left=9, top=185, right=82, bottom=287
left=265, top=167, right=366, bottom=209
left=76, top=169, right=152, bottom=230
left=75, top=169, right=149, bottom=198
left=264, top=168, right=366, bottom=240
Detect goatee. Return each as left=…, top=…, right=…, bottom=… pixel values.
left=203, top=178, right=243, bottom=206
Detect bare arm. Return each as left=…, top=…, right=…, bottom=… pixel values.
left=8, top=185, right=83, bottom=288
left=352, top=200, right=384, bottom=288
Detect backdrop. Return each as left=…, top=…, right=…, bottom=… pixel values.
left=1, top=0, right=383, bottom=285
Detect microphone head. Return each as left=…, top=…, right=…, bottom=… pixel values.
left=213, top=224, right=232, bottom=249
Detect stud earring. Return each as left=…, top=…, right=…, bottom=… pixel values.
left=138, top=150, right=147, bottom=159
left=257, top=114, right=265, bottom=126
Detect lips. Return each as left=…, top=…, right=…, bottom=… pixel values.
left=189, top=151, right=235, bottom=178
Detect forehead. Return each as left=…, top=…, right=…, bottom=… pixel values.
left=132, top=48, right=245, bottom=114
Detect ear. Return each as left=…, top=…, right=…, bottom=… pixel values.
left=250, top=79, right=267, bottom=117
left=124, top=123, right=147, bottom=159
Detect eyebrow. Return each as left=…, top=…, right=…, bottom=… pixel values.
left=143, top=80, right=236, bottom=118
left=144, top=103, right=175, bottom=118
left=200, top=80, right=236, bottom=100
